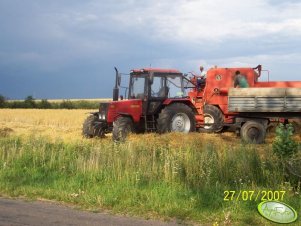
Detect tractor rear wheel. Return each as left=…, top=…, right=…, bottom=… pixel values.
left=202, top=105, right=224, bottom=132
left=157, top=103, right=196, bottom=133
left=240, top=121, right=266, bottom=144
left=82, top=115, right=104, bottom=138
left=112, top=116, right=134, bottom=142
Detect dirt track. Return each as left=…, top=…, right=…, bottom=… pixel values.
left=0, top=198, right=180, bottom=226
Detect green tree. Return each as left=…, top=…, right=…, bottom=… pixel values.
left=38, top=99, right=52, bottom=109
left=59, top=100, right=74, bottom=109
left=0, top=95, right=6, bottom=108
left=24, top=95, right=36, bottom=108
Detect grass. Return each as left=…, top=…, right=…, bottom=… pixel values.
left=0, top=134, right=300, bottom=225
left=0, top=109, right=300, bottom=225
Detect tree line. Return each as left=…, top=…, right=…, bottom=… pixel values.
left=0, top=95, right=100, bottom=109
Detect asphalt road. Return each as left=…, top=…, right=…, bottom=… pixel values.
left=0, top=198, right=181, bottom=226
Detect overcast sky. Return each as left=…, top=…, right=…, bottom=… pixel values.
left=1, top=0, right=301, bottom=99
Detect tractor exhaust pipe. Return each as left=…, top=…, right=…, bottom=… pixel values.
left=113, top=67, right=119, bottom=101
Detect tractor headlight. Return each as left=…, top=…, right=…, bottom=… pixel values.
left=99, top=112, right=106, bottom=120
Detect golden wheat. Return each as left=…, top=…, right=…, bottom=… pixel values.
left=0, top=109, right=238, bottom=144
left=0, top=108, right=295, bottom=147
left=0, top=109, right=92, bottom=141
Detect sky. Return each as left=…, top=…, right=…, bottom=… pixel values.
left=1, top=0, right=301, bottom=99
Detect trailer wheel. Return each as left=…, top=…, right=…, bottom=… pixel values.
left=82, top=115, right=104, bottom=138
left=112, top=116, right=134, bottom=142
left=202, top=105, right=224, bottom=132
left=240, top=121, right=266, bottom=144
left=157, top=103, right=196, bottom=133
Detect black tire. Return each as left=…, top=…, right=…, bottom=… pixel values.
left=112, top=116, right=134, bottom=142
left=82, top=115, right=104, bottom=138
left=202, top=105, right=224, bottom=132
left=240, top=121, right=266, bottom=144
left=157, top=103, right=196, bottom=133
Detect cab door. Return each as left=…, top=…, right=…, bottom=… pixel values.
left=145, top=74, right=167, bottom=115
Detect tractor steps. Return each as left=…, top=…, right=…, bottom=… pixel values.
left=144, top=115, right=156, bottom=132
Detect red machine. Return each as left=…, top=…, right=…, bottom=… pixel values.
left=83, top=65, right=301, bottom=143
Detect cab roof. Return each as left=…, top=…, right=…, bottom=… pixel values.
left=131, top=68, right=182, bottom=74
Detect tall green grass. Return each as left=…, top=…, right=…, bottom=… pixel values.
left=0, top=134, right=300, bottom=225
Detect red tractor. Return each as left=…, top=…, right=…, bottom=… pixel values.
left=83, top=65, right=301, bottom=143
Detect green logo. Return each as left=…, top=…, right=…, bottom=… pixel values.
left=258, top=201, right=298, bottom=224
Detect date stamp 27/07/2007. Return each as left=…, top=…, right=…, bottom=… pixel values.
left=223, top=190, right=286, bottom=202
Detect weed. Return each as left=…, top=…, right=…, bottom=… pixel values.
left=273, top=123, right=298, bottom=159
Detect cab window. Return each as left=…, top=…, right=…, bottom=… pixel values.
left=167, top=76, right=185, bottom=97
left=130, top=76, right=145, bottom=99
left=151, top=76, right=167, bottom=97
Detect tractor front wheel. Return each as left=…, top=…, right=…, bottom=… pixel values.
left=157, top=103, right=196, bottom=133
left=82, top=115, right=105, bottom=138
left=240, top=121, right=266, bottom=144
left=112, top=116, right=134, bottom=142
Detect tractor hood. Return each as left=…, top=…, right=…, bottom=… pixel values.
left=106, top=99, right=143, bottom=123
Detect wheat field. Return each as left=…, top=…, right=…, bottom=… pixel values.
left=0, top=108, right=251, bottom=145
left=2, top=108, right=301, bottom=150
left=0, top=109, right=92, bottom=141
left=0, top=108, right=285, bottom=144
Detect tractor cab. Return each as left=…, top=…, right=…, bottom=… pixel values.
left=129, top=68, right=186, bottom=99
left=128, top=68, right=187, bottom=115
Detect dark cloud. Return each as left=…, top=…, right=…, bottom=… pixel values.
left=0, top=0, right=301, bottom=99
